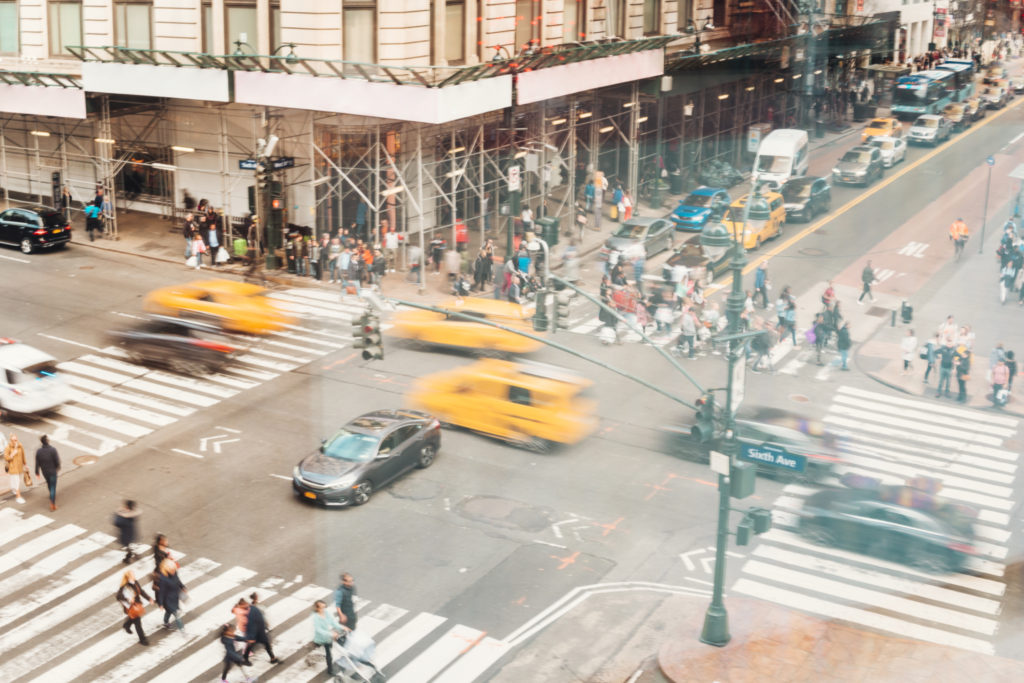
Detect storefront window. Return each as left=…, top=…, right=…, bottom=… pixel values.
left=48, top=1, right=82, bottom=57
left=114, top=2, right=152, bottom=50
left=446, top=1, right=465, bottom=64
left=0, top=1, right=18, bottom=55
left=226, top=3, right=258, bottom=53
left=344, top=3, right=376, bottom=63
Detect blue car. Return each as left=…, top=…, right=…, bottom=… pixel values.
left=669, top=187, right=730, bottom=231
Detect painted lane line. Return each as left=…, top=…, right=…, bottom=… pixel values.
left=432, top=636, right=512, bottom=683
left=143, top=370, right=239, bottom=397
left=0, top=524, right=86, bottom=575
left=828, top=403, right=1008, bottom=447
left=171, top=448, right=204, bottom=459
left=0, top=512, right=52, bottom=549
left=216, top=425, right=241, bottom=433
left=275, top=330, right=347, bottom=348
left=834, top=431, right=1017, bottom=479
left=222, top=365, right=279, bottom=381
left=824, top=414, right=1018, bottom=463
left=831, top=464, right=1013, bottom=512
left=263, top=338, right=328, bottom=355
left=389, top=623, right=484, bottom=683
left=376, top=612, right=449, bottom=667
left=201, top=372, right=259, bottom=390
left=245, top=345, right=317, bottom=364
left=0, top=253, right=30, bottom=263
left=834, top=451, right=1014, bottom=499
left=56, top=404, right=153, bottom=439
left=268, top=473, right=291, bottom=481
left=66, top=388, right=177, bottom=427
left=37, top=334, right=104, bottom=352
left=122, top=378, right=219, bottom=407
left=62, top=374, right=112, bottom=393
left=37, top=417, right=126, bottom=458
left=100, top=387, right=197, bottom=417
left=57, top=360, right=135, bottom=384
left=836, top=385, right=1020, bottom=428
left=0, top=531, right=115, bottom=596
left=832, top=392, right=1018, bottom=437
left=77, top=353, right=150, bottom=376
left=733, top=579, right=993, bottom=655
left=235, top=354, right=299, bottom=372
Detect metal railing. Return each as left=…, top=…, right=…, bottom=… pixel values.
left=0, top=71, right=82, bottom=88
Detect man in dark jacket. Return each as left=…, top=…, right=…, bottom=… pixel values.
left=34, top=435, right=60, bottom=511
left=243, top=592, right=279, bottom=664
left=334, top=572, right=358, bottom=631
left=114, top=500, right=141, bottom=564
left=158, top=562, right=187, bottom=632
left=836, top=322, right=852, bottom=371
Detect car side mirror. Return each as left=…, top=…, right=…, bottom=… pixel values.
left=376, top=450, right=390, bottom=459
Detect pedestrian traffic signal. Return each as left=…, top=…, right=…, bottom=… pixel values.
left=532, top=289, right=549, bottom=332
left=553, top=288, right=572, bottom=331
left=361, top=315, right=383, bottom=360
left=351, top=313, right=369, bottom=350
left=736, top=507, right=772, bottom=545
left=692, top=393, right=716, bottom=443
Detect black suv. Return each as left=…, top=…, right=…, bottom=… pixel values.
left=0, top=206, right=71, bottom=254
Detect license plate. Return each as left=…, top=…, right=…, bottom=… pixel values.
left=304, top=491, right=316, bottom=500
left=52, top=229, right=63, bottom=234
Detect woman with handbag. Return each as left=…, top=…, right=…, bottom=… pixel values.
left=116, top=569, right=152, bottom=645
left=3, top=433, right=28, bottom=504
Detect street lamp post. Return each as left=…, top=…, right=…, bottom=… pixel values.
left=980, top=155, right=994, bottom=253
left=697, top=187, right=769, bottom=646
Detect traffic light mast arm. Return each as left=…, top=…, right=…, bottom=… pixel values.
left=388, top=297, right=697, bottom=411
left=548, top=274, right=706, bottom=395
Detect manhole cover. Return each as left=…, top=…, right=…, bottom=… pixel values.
left=79, top=265, right=94, bottom=270
left=865, top=305, right=890, bottom=317
left=73, top=455, right=99, bottom=466
left=789, top=394, right=810, bottom=403
left=799, top=247, right=826, bottom=257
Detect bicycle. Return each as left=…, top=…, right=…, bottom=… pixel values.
left=952, top=236, right=967, bottom=261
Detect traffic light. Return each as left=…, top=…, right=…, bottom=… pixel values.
left=361, top=315, right=383, bottom=360
left=532, top=289, right=549, bottom=331
left=736, top=507, right=772, bottom=545
left=351, top=313, right=369, bottom=350
left=692, top=393, right=716, bottom=443
left=552, top=286, right=571, bottom=332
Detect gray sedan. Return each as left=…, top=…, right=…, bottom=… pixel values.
left=599, top=217, right=675, bottom=260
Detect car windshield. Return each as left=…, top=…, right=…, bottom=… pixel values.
left=682, top=192, right=716, bottom=207
left=916, top=118, right=938, bottom=129
left=613, top=224, right=646, bottom=239
left=841, top=150, right=870, bottom=163
left=868, top=119, right=889, bottom=130
left=870, top=140, right=894, bottom=151
left=322, top=430, right=380, bottom=462
left=782, top=182, right=812, bottom=200
left=756, top=154, right=790, bottom=173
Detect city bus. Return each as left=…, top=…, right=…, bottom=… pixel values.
left=934, top=60, right=976, bottom=101
left=891, top=70, right=956, bottom=118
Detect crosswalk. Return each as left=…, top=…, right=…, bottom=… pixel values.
left=1, top=288, right=374, bottom=463
left=732, top=386, right=1020, bottom=655
left=0, top=506, right=510, bottom=682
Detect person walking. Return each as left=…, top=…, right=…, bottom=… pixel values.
left=4, top=433, right=28, bottom=504
left=85, top=202, right=102, bottom=242
left=34, top=435, right=60, bottom=511
left=836, top=321, right=852, bottom=371
left=1005, top=350, right=1017, bottom=394
left=312, top=599, right=346, bottom=676
left=243, top=592, right=279, bottom=664
left=922, top=333, right=939, bottom=384
left=754, top=262, right=769, bottom=309
left=936, top=343, right=956, bottom=398
left=857, top=260, right=877, bottom=304
left=812, top=312, right=828, bottom=365
left=116, top=569, right=153, bottom=646
left=232, top=598, right=250, bottom=637
left=992, top=358, right=1010, bottom=407
left=114, top=500, right=141, bottom=564
left=900, top=328, right=918, bottom=375
left=676, top=306, right=698, bottom=359
left=384, top=227, right=400, bottom=272
left=955, top=346, right=971, bottom=404
left=157, top=558, right=187, bottom=633
left=219, top=623, right=255, bottom=683
left=334, top=572, right=358, bottom=631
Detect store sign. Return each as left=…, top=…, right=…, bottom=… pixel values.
left=934, top=8, right=947, bottom=38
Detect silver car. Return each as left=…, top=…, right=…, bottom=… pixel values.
left=867, top=136, right=907, bottom=168
left=599, top=217, right=675, bottom=260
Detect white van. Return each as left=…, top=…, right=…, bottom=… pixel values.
left=752, top=129, right=809, bottom=188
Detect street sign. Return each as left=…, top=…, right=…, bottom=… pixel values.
left=739, top=443, right=807, bottom=473
left=710, top=450, right=731, bottom=476
left=239, top=159, right=258, bottom=170
left=508, top=165, right=521, bottom=193
left=987, top=156, right=995, bottom=167
left=731, top=356, right=745, bottom=415
left=272, top=156, right=295, bottom=170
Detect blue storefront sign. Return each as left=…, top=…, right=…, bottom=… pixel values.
left=740, top=443, right=807, bottom=473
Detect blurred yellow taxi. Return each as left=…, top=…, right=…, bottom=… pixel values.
left=391, top=297, right=541, bottom=354
left=143, top=279, right=293, bottom=334
left=407, top=359, right=597, bottom=451
left=861, top=117, right=901, bottom=142
left=723, top=192, right=786, bottom=251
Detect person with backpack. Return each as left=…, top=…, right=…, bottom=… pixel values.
left=85, top=202, right=102, bottom=242
left=857, top=260, right=877, bottom=304
left=921, top=333, right=939, bottom=384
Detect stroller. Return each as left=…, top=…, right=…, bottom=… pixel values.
left=331, top=628, right=385, bottom=682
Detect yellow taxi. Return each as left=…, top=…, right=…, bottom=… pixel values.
left=861, top=117, right=902, bottom=142
left=406, top=359, right=597, bottom=451
left=722, top=192, right=786, bottom=251
left=391, top=297, right=541, bottom=354
left=143, top=279, right=294, bottom=334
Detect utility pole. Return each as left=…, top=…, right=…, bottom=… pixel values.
left=802, top=1, right=817, bottom=131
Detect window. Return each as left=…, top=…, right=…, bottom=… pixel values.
left=445, top=1, right=465, bottom=64
left=271, top=1, right=282, bottom=53
left=48, top=1, right=82, bottom=57
left=563, top=0, right=584, bottom=43
left=514, top=0, right=534, bottom=51
left=114, top=2, right=152, bottom=50
left=202, top=2, right=213, bottom=53
left=226, top=2, right=258, bottom=53
left=0, top=1, right=18, bottom=55
left=509, top=386, right=532, bottom=405
left=643, top=0, right=660, bottom=36
left=344, top=3, right=376, bottom=63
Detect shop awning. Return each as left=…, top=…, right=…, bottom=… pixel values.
left=0, top=71, right=86, bottom=118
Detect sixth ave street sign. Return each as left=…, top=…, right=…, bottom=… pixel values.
left=740, top=443, right=807, bottom=473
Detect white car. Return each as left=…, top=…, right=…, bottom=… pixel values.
left=867, top=136, right=907, bottom=168
left=0, top=340, right=70, bottom=414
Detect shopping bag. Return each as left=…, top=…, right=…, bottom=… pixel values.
left=215, top=248, right=230, bottom=264
left=185, top=256, right=197, bottom=268
left=609, top=205, right=618, bottom=220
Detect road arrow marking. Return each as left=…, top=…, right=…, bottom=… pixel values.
left=897, top=241, right=930, bottom=258
left=679, top=549, right=704, bottom=571
left=199, top=433, right=239, bottom=453
left=550, top=517, right=580, bottom=540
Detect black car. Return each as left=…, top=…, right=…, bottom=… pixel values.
left=780, top=176, right=831, bottom=222
left=0, top=205, right=71, bottom=254
left=293, top=410, right=441, bottom=507
left=799, top=487, right=977, bottom=573
left=107, top=316, right=243, bottom=374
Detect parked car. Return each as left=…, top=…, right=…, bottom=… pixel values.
left=107, top=316, right=244, bottom=374
left=867, top=135, right=907, bottom=168
left=780, top=176, right=831, bottom=222
left=669, top=186, right=730, bottom=231
left=964, top=96, right=985, bottom=121
left=697, top=159, right=744, bottom=188
left=798, top=487, right=978, bottom=573
left=0, top=205, right=71, bottom=254
left=721, top=191, right=787, bottom=250
left=144, top=280, right=294, bottom=335
left=908, top=114, right=953, bottom=146
left=941, top=102, right=970, bottom=131
left=979, top=85, right=1008, bottom=110
left=860, top=116, right=902, bottom=143
left=292, top=409, right=441, bottom=507
left=599, top=217, right=675, bottom=260
left=831, top=145, right=885, bottom=186
left=0, top=339, right=71, bottom=414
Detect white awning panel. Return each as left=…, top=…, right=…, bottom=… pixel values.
left=0, top=84, right=87, bottom=118
left=233, top=72, right=512, bottom=124
left=82, top=62, right=231, bottom=102
left=516, top=49, right=665, bottom=105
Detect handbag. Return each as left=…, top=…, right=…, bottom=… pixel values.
left=22, top=470, right=31, bottom=487
left=127, top=601, right=145, bottom=619
left=805, top=329, right=817, bottom=344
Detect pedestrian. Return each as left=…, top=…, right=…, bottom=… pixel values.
left=430, top=236, right=445, bottom=273
left=4, top=433, right=28, bottom=504
left=836, top=321, right=852, bottom=371
left=754, top=262, right=769, bottom=308
left=312, top=599, right=346, bottom=676
left=334, top=572, right=358, bottom=631
left=521, top=206, right=533, bottom=233
left=857, top=260, right=876, bottom=304
left=900, top=328, right=918, bottom=375
left=232, top=598, right=249, bottom=636
left=821, top=280, right=836, bottom=309
left=584, top=179, right=595, bottom=212
left=206, top=217, right=222, bottom=266
left=936, top=343, right=956, bottom=398
left=85, top=202, right=102, bottom=242
left=34, top=435, right=60, bottom=511
left=751, top=325, right=777, bottom=373
left=992, top=358, right=1010, bottom=407
left=151, top=533, right=175, bottom=604
left=922, top=333, right=939, bottom=384
left=384, top=227, right=400, bottom=272
left=813, top=312, right=827, bottom=365
left=952, top=345, right=970, bottom=403
left=355, top=199, right=368, bottom=242
left=989, top=342, right=1006, bottom=375
left=481, top=192, right=491, bottom=235
left=114, top=500, right=141, bottom=564
left=219, top=622, right=254, bottom=682
left=372, top=248, right=386, bottom=289
left=157, top=558, right=187, bottom=633
left=782, top=300, right=797, bottom=345
left=676, top=306, right=698, bottom=359
left=1005, top=350, right=1017, bottom=393
left=621, top=191, right=633, bottom=221
left=117, top=569, right=152, bottom=646
left=243, top=592, right=279, bottom=664
left=472, top=248, right=490, bottom=291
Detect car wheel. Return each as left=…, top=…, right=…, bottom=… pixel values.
left=351, top=481, right=373, bottom=505
left=521, top=436, right=553, bottom=453
left=801, top=522, right=836, bottom=546
left=171, top=358, right=208, bottom=375
left=20, top=238, right=33, bottom=254
left=416, top=443, right=437, bottom=469
left=776, top=222, right=784, bottom=238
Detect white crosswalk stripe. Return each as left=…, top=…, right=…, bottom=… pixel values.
left=0, top=511, right=509, bottom=682
left=733, top=386, right=1021, bottom=656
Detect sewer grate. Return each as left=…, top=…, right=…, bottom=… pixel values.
left=799, top=247, right=826, bottom=257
